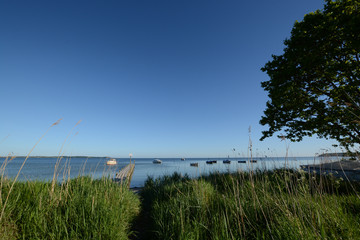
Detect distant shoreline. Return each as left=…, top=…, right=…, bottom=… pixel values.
left=0, top=156, right=104, bottom=159
left=318, top=152, right=350, bottom=157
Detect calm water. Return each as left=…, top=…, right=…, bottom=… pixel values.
left=0, top=156, right=339, bottom=187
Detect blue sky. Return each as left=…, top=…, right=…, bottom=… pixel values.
left=0, top=0, right=338, bottom=158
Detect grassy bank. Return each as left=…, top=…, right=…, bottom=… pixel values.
left=140, top=170, right=360, bottom=240
left=0, top=177, right=140, bottom=239
left=2, top=168, right=360, bottom=240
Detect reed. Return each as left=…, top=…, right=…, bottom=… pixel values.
left=0, top=118, right=62, bottom=222
left=0, top=176, right=140, bottom=239
left=140, top=170, right=360, bottom=240
left=51, top=120, right=81, bottom=193
left=0, top=119, right=140, bottom=239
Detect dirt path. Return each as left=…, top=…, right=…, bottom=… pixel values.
left=129, top=188, right=152, bottom=240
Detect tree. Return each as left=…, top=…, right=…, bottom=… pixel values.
left=260, top=0, right=360, bottom=150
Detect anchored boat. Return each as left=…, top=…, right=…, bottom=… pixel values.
left=106, top=158, right=117, bottom=165
left=153, top=159, right=162, bottom=164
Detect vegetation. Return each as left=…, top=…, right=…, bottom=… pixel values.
left=2, top=162, right=360, bottom=240
left=1, top=120, right=142, bottom=239
left=318, top=152, right=351, bottom=157
left=140, top=170, right=360, bottom=240
left=0, top=177, right=140, bottom=239
left=260, top=0, right=360, bottom=150
left=1, top=119, right=359, bottom=239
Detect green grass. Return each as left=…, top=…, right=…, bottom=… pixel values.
left=2, top=167, right=360, bottom=240
left=140, top=170, right=360, bottom=240
left=0, top=176, right=140, bottom=239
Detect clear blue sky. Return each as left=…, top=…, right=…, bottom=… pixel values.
left=0, top=0, right=339, bottom=158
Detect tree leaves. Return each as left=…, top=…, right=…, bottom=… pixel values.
left=260, top=0, right=360, bottom=150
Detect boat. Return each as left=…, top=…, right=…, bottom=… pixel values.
left=212, top=160, right=217, bottom=163
left=153, top=159, right=162, bottom=164
left=190, top=163, right=198, bottom=167
left=238, top=160, right=246, bottom=163
left=106, top=158, right=117, bottom=165
left=181, top=158, right=185, bottom=161
left=206, top=160, right=213, bottom=164
left=250, top=160, right=257, bottom=163
left=223, top=160, right=231, bottom=164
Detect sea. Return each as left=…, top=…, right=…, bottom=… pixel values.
left=0, top=156, right=340, bottom=188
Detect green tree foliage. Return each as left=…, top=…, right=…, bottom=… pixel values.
left=260, top=0, right=360, bottom=150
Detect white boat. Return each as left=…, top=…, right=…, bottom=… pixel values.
left=181, top=158, right=185, bottom=161
left=106, top=158, right=117, bottom=165
left=153, top=159, right=162, bottom=164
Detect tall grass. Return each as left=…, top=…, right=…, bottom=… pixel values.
left=140, top=170, right=360, bottom=240
left=0, top=119, right=140, bottom=239
left=0, top=119, right=63, bottom=222
left=0, top=176, right=140, bottom=239
left=2, top=119, right=359, bottom=239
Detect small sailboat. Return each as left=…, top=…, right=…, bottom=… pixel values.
left=106, top=158, right=117, bottom=165
left=190, top=163, right=198, bottom=167
left=153, top=159, right=162, bottom=164
left=181, top=158, right=185, bottom=161
left=238, top=160, right=246, bottom=163
left=250, top=159, right=257, bottom=163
